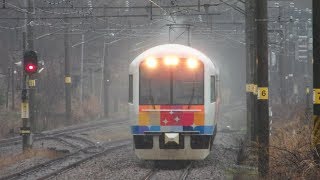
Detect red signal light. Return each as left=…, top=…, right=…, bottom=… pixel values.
left=28, top=65, right=34, bottom=70
left=25, top=63, right=37, bottom=74
left=23, top=51, right=38, bottom=75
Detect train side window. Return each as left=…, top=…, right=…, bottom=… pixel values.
left=211, top=76, right=216, bottom=103
left=129, top=74, right=133, bottom=103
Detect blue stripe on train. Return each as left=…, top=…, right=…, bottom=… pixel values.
left=131, top=125, right=215, bottom=135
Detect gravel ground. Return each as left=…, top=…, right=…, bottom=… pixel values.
left=78, top=124, right=131, bottom=143
left=48, top=109, right=245, bottom=180
left=0, top=106, right=245, bottom=180
left=188, top=144, right=238, bottom=180
left=0, top=120, right=130, bottom=179
left=0, top=151, right=58, bottom=178
left=49, top=132, right=241, bottom=180
left=145, top=161, right=192, bottom=180
left=53, top=144, right=151, bottom=180
left=0, top=143, right=22, bottom=157
left=0, top=139, right=72, bottom=178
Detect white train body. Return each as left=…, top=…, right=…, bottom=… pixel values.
left=129, top=44, right=220, bottom=160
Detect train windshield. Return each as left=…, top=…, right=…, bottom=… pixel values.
left=139, top=60, right=204, bottom=105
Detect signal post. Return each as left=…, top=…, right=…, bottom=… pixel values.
left=21, top=50, right=38, bottom=151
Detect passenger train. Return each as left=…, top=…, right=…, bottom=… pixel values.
left=129, top=44, right=220, bottom=160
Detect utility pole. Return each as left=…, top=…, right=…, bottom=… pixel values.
left=312, top=0, right=320, bottom=163
left=6, top=67, right=10, bottom=109
left=11, top=60, right=15, bottom=110
left=103, top=5, right=110, bottom=117
left=245, top=0, right=257, bottom=141
left=21, top=0, right=34, bottom=151
left=26, top=0, right=34, bottom=50
left=90, top=68, right=94, bottom=93
left=278, top=6, right=286, bottom=105
left=168, top=24, right=192, bottom=46
left=80, top=33, right=84, bottom=104
left=256, top=0, right=269, bottom=176
left=26, top=0, right=36, bottom=133
left=187, top=24, right=191, bottom=46
left=64, top=17, right=71, bottom=121
left=103, top=37, right=110, bottom=118
left=21, top=32, right=31, bottom=151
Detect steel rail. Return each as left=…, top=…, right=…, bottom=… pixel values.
left=0, top=140, right=131, bottom=180
left=0, top=118, right=128, bottom=148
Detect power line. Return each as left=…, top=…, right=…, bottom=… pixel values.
left=18, top=3, right=220, bottom=9
left=0, top=13, right=221, bottom=20
left=43, top=0, right=67, bottom=6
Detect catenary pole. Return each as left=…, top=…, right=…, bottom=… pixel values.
left=312, top=0, right=320, bottom=163
left=256, top=0, right=269, bottom=176
left=245, top=0, right=257, bottom=141
left=103, top=5, right=110, bottom=118
left=64, top=16, right=71, bottom=121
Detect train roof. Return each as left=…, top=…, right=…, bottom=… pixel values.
left=129, top=44, right=218, bottom=73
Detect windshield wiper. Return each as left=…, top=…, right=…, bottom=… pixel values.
left=148, top=80, right=156, bottom=109
left=187, top=80, right=196, bottom=109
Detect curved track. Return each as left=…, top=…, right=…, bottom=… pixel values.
left=0, top=140, right=131, bottom=180
left=0, top=118, right=128, bottom=148
left=143, top=161, right=193, bottom=180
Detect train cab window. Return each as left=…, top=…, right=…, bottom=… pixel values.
left=211, top=76, right=216, bottom=103
left=139, top=59, right=204, bottom=105
left=129, top=74, right=133, bottom=103
left=139, top=63, right=170, bottom=105
left=172, top=62, right=204, bottom=105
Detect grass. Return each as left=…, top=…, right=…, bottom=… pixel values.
left=269, top=109, right=320, bottom=179
left=0, top=148, right=65, bottom=170
left=0, top=109, right=20, bottom=139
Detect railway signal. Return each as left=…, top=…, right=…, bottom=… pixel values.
left=21, top=50, right=38, bottom=151
left=23, top=50, right=38, bottom=75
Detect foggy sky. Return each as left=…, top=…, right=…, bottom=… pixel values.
left=293, top=0, right=311, bottom=8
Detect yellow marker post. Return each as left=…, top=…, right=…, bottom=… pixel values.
left=65, top=76, right=72, bottom=84
left=313, top=89, right=320, bottom=104
left=246, top=84, right=251, bottom=93
left=28, top=79, right=36, bottom=87
left=21, top=102, right=29, bottom=119
left=20, top=130, right=31, bottom=134
left=246, top=84, right=257, bottom=94
left=258, top=87, right=268, bottom=100
left=246, top=84, right=253, bottom=93
left=253, top=84, right=258, bottom=95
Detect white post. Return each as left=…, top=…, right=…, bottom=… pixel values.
left=80, top=34, right=84, bottom=103
left=99, top=36, right=106, bottom=104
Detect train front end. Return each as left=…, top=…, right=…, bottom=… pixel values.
left=129, top=44, right=219, bottom=160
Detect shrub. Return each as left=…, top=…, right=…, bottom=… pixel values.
left=269, top=114, right=320, bottom=178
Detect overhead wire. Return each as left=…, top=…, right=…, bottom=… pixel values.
left=43, top=0, right=67, bottom=6
left=148, top=0, right=176, bottom=23
left=35, top=0, right=166, bottom=30
left=0, top=0, right=244, bottom=44
left=0, top=0, right=225, bottom=30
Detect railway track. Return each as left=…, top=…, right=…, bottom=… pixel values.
left=0, top=103, right=245, bottom=180
left=178, top=162, right=193, bottom=180
left=0, top=140, right=131, bottom=180
left=143, top=161, right=193, bottom=180
left=0, top=103, right=243, bottom=148
left=0, top=118, right=128, bottom=148
left=59, top=134, right=97, bottom=148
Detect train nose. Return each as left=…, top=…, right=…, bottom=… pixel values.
left=164, top=133, right=179, bottom=144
